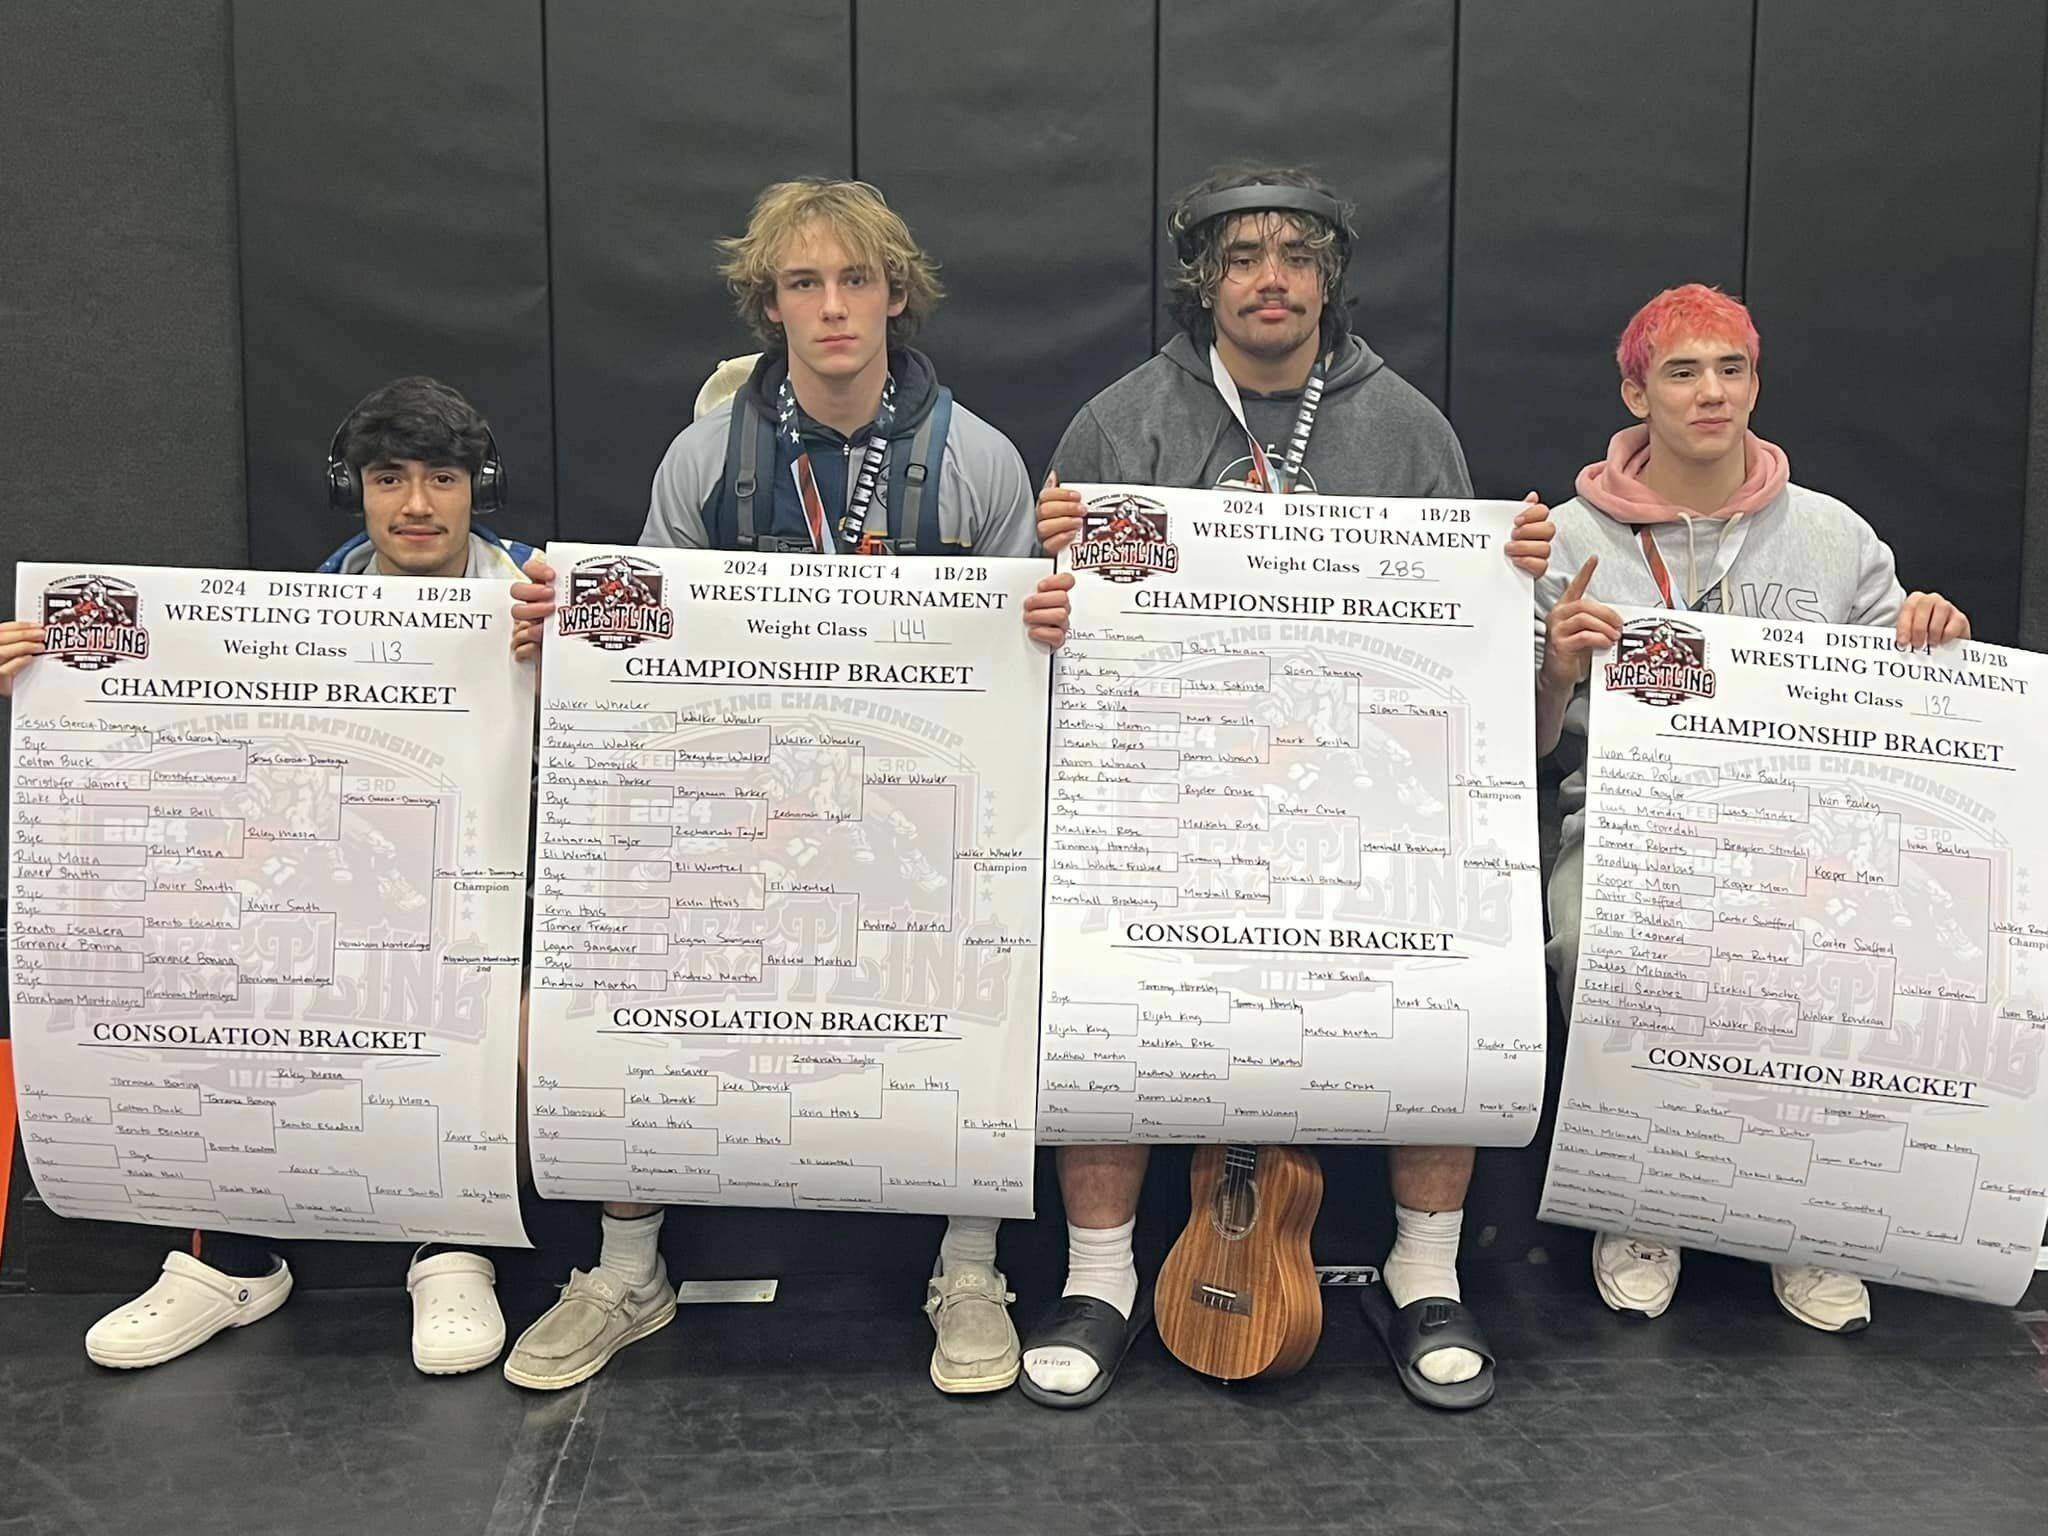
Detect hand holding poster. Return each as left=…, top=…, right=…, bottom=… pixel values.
left=1036, top=485, right=1547, bottom=1146
left=1539, top=608, right=2048, bottom=1304
left=525, top=545, right=1049, bottom=1216
left=8, top=563, right=533, bottom=1244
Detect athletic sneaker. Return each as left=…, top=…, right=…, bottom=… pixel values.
left=1771, top=1264, right=1871, bottom=1333
left=1592, top=1232, right=1681, bottom=1318
left=925, top=1260, right=1020, bottom=1393
left=502, top=1267, right=677, bottom=1390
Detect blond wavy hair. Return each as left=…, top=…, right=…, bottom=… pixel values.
left=718, top=179, right=943, bottom=348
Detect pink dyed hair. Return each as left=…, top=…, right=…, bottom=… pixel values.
left=1616, top=284, right=1761, bottom=385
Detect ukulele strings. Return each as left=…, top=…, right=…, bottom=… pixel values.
left=1224, top=1143, right=1248, bottom=1314
left=1213, top=1144, right=1229, bottom=1315
left=1220, top=1146, right=1236, bottom=1302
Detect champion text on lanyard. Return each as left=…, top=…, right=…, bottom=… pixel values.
left=779, top=373, right=896, bottom=554
left=1634, top=516, right=1753, bottom=613
left=1208, top=344, right=1328, bottom=494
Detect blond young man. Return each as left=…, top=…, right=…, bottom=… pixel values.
left=508, top=179, right=1069, bottom=1393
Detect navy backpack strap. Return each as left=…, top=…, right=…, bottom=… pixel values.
left=720, top=395, right=778, bottom=550
left=892, top=387, right=952, bottom=555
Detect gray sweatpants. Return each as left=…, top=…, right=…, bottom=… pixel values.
left=1544, top=835, right=1584, bottom=1019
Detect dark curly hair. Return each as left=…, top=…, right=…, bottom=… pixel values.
left=337, top=376, right=492, bottom=474
left=1164, top=164, right=1355, bottom=350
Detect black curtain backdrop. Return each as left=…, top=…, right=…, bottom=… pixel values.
left=4, top=0, right=2047, bottom=1290
left=1450, top=1, right=1752, bottom=505
left=548, top=0, right=853, bottom=547
left=13, top=0, right=2036, bottom=625
left=1743, top=0, right=2045, bottom=646
left=233, top=0, right=558, bottom=572
left=1161, top=0, right=1456, bottom=407
left=860, top=0, right=1157, bottom=481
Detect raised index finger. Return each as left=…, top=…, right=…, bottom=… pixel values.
left=1561, top=555, right=1598, bottom=602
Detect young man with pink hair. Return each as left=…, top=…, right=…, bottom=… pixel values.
left=1535, top=283, right=1969, bottom=1332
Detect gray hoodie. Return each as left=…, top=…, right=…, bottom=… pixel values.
left=1536, top=482, right=1907, bottom=860
left=1048, top=332, right=1471, bottom=496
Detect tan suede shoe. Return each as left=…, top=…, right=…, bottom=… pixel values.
left=503, top=1267, right=676, bottom=1390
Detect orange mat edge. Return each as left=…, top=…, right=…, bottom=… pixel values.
left=0, top=1039, right=15, bottom=1264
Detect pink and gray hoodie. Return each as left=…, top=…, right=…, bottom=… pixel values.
left=1537, top=424, right=1908, bottom=868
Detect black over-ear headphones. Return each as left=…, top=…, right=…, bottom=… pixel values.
left=1169, top=184, right=1353, bottom=265
left=326, top=397, right=506, bottom=519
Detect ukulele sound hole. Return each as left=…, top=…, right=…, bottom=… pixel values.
left=1208, top=1175, right=1259, bottom=1240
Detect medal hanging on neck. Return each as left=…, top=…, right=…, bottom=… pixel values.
left=779, top=372, right=897, bottom=554
left=1208, top=343, right=1329, bottom=494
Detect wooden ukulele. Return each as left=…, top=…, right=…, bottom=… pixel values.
left=1154, top=1144, right=1324, bottom=1382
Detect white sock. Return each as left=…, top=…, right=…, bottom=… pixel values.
left=1382, top=1205, right=1483, bottom=1387
left=1023, top=1218, right=1137, bottom=1396
left=598, top=1210, right=663, bottom=1288
left=938, top=1214, right=999, bottom=1271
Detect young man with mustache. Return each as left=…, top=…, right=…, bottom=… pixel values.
left=1030, top=165, right=1555, bottom=1410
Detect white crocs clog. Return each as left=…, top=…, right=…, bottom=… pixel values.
left=407, top=1248, right=505, bottom=1374
left=85, top=1250, right=292, bottom=1369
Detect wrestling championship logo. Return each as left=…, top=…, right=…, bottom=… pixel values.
left=1068, top=494, right=1179, bottom=583
left=558, top=556, right=675, bottom=651
left=1604, top=616, right=1717, bottom=706
left=42, top=574, right=149, bottom=670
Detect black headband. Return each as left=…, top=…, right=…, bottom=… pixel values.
left=1175, top=184, right=1347, bottom=235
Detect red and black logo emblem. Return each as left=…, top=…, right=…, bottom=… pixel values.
left=42, top=574, right=149, bottom=670
left=1604, top=617, right=1717, bottom=706
left=1069, top=494, right=1179, bottom=583
left=558, top=556, right=675, bottom=650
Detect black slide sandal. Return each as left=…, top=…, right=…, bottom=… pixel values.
left=1359, top=1282, right=1496, bottom=1411
left=1015, top=1291, right=1155, bottom=1410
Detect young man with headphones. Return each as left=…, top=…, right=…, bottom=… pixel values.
left=317, top=376, right=535, bottom=581
left=0, top=376, right=535, bottom=1374
left=1028, top=165, right=1555, bottom=1412
left=508, top=177, right=1071, bottom=1396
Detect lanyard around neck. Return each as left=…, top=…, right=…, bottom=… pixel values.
left=778, top=373, right=896, bottom=554
left=1208, top=343, right=1328, bottom=494
left=1635, top=515, right=1753, bottom=612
